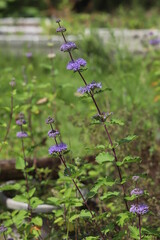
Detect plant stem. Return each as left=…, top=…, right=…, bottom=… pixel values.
left=3, top=232, right=7, bottom=240
left=138, top=215, right=141, bottom=240
left=20, top=125, right=32, bottom=217
left=57, top=22, right=129, bottom=211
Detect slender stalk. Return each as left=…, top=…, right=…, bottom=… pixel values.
left=20, top=125, right=32, bottom=217
left=138, top=215, right=141, bottom=240
left=57, top=21, right=129, bottom=211
left=3, top=233, right=7, bottom=240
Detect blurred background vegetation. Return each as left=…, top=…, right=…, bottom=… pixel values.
left=0, top=0, right=160, bottom=29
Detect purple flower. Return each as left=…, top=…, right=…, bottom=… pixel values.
left=18, top=112, right=25, bottom=119
left=26, top=52, right=32, bottom=58
left=77, top=81, right=102, bottom=94
left=149, top=38, right=160, bottom=45
left=48, top=129, right=59, bottom=138
left=49, top=143, right=67, bottom=154
left=60, top=42, right=77, bottom=52
left=130, top=203, right=149, bottom=215
left=0, top=225, right=7, bottom=233
left=56, top=19, right=61, bottom=23
left=16, top=119, right=26, bottom=126
left=131, top=188, right=144, bottom=196
left=16, top=131, right=28, bottom=138
left=46, top=117, right=54, bottom=124
left=56, top=27, right=66, bottom=33
left=132, top=175, right=139, bottom=181
left=10, top=78, right=16, bottom=87
left=67, top=58, right=87, bottom=72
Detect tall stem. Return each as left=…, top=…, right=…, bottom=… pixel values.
left=138, top=215, right=141, bottom=240
left=20, top=126, right=32, bottom=216
left=57, top=23, right=129, bottom=211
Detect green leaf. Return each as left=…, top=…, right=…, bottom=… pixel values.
left=116, top=156, right=141, bottom=166
left=87, top=177, right=115, bottom=199
left=96, top=145, right=106, bottom=150
left=0, top=107, right=11, bottom=112
left=117, top=212, right=131, bottom=227
left=123, top=156, right=141, bottom=164
left=125, top=195, right=137, bottom=201
left=0, top=183, right=21, bottom=191
left=96, top=152, right=114, bottom=164
left=25, top=166, right=35, bottom=173
left=129, top=226, right=139, bottom=239
left=100, top=191, right=119, bottom=200
left=12, top=210, right=28, bottom=227
left=54, top=217, right=63, bottom=224
left=15, top=157, right=25, bottom=170
left=13, top=194, right=28, bottom=203
left=118, top=135, right=137, bottom=145
left=142, top=227, right=160, bottom=236
left=103, top=223, right=115, bottom=234
left=113, top=230, right=126, bottom=240
left=30, top=197, right=44, bottom=209
left=84, top=237, right=99, bottom=240
left=47, top=197, right=60, bottom=206
left=110, top=118, right=124, bottom=126
left=80, top=210, right=92, bottom=218
left=32, top=216, right=43, bottom=227
left=28, top=188, right=36, bottom=198
left=69, top=214, right=80, bottom=222
left=40, top=63, right=52, bottom=70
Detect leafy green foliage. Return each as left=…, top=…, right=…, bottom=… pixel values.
left=0, top=21, right=159, bottom=239
left=96, top=152, right=114, bottom=164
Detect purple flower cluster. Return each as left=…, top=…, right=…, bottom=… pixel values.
left=48, top=129, right=59, bottom=138
left=149, top=38, right=160, bottom=45
left=131, top=188, right=144, bottom=196
left=60, top=42, right=77, bottom=52
left=0, top=225, right=7, bottom=233
left=132, top=175, right=139, bottom=181
left=46, top=117, right=54, bottom=124
left=130, top=204, right=149, bottom=215
left=10, top=78, right=16, bottom=87
left=16, top=131, right=28, bottom=138
left=26, top=52, right=32, bottom=58
left=56, top=27, right=66, bottom=33
left=67, top=58, right=87, bottom=72
left=16, top=119, right=26, bottom=126
left=77, top=81, right=102, bottom=94
left=49, top=143, right=67, bottom=154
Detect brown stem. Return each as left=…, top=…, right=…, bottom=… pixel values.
left=138, top=215, right=141, bottom=240
left=20, top=126, right=32, bottom=217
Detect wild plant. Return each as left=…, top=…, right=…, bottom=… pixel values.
left=54, top=19, right=156, bottom=239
